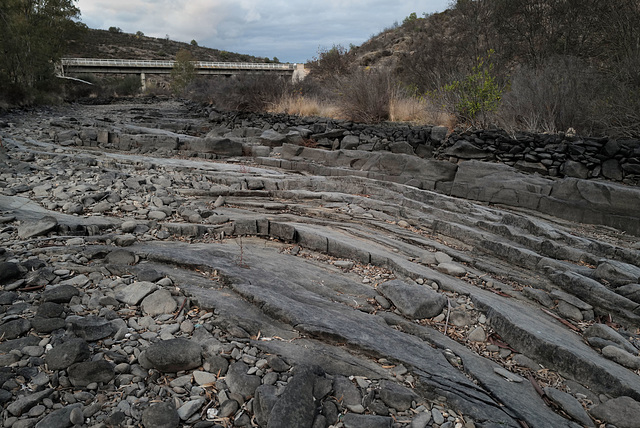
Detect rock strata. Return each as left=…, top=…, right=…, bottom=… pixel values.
left=0, top=101, right=638, bottom=428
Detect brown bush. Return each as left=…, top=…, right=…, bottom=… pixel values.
left=335, top=69, right=394, bottom=123
left=184, top=74, right=289, bottom=112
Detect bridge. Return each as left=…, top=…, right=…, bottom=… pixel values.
left=58, top=58, right=307, bottom=89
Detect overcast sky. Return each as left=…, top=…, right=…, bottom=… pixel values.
left=76, top=0, right=452, bottom=63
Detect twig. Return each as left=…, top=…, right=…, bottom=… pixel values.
left=444, top=297, right=451, bottom=336
left=540, top=308, right=581, bottom=332
left=17, top=284, right=47, bottom=292
left=173, top=298, right=187, bottom=320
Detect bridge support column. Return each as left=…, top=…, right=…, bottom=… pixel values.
left=140, top=73, right=146, bottom=92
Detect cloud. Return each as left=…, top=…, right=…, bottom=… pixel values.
left=76, top=0, right=451, bottom=62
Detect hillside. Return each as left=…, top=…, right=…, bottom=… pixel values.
left=64, top=28, right=275, bottom=63
left=334, top=1, right=640, bottom=137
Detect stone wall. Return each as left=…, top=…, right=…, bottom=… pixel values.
left=200, top=108, right=640, bottom=186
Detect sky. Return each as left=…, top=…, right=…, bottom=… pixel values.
left=76, top=0, right=452, bottom=63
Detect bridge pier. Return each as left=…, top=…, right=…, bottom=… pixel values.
left=140, top=73, right=146, bottom=92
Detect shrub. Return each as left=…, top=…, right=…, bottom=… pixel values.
left=183, top=74, right=289, bottom=112
left=308, top=45, right=353, bottom=80
left=442, top=50, right=503, bottom=127
left=336, top=68, right=394, bottom=123
left=497, top=56, right=604, bottom=134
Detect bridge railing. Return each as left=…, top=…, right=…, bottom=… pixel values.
left=61, top=58, right=296, bottom=70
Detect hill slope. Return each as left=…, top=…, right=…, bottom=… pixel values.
left=64, top=28, right=275, bottom=63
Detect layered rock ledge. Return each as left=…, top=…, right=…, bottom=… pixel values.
left=0, top=100, right=639, bottom=428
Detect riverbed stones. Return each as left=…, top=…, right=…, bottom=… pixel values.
left=45, top=338, right=90, bottom=370
left=543, top=387, right=594, bottom=427
left=141, top=288, right=177, bottom=316
left=17, top=216, right=58, bottom=239
left=1, top=101, right=639, bottom=428
left=142, top=402, right=180, bottom=428
left=144, top=338, right=202, bottom=372
left=67, top=359, right=115, bottom=386
left=589, top=396, right=640, bottom=428
left=226, top=361, right=262, bottom=399
left=115, top=281, right=157, bottom=305
left=378, top=279, right=447, bottom=319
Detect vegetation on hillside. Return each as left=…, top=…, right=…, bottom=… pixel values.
left=248, top=0, right=640, bottom=137
left=0, top=0, right=84, bottom=106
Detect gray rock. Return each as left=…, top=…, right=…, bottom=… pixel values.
left=343, top=413, right=393, bottom=428
left=190, top=137, right=243, bottom=155
left=543, top=387, right=594, bottom=427
left=141, top=289, right=177, bottom=316
left=436, top=262, right=466, bottom=277
left=254, top=385, right=279, bottom=427
left=226, top=361, right=262, bottom=399
left=0, top=318, right=31, bottom=340
left=601, top=345, right=640, bottom=369
left=41, top=284, right=79, bottom=303
left=142, top=402, right=180, bottom=428
left=563, top=160, right=589, bottom=179
left=585, top=324, right=638, bottom=355
left=378, top=279, right=446, bottom=319
left=45, top=338, right=90, bottom=371
left=115, top=234, right=136, bottom=246
left=68, top=360, right=115, bottom=386
left=177, top=398, right=205, bottom=421
left=105, top=249, right=136, bottom=266
left=556, top=300, right=583, bottom=321
left=267, top=367, right=317, bottom=428
left=115, top=281, right=158, bottom=305
left=36, top=301, right=64, bottom=318
left=266, top=355, right=290, bottom=372
left=445, top=140, right=488, bottom=159
left=69, top=315, right=115, bottom=341
left=341, top=135, right=360, bottom=150
left=389, top=142, right=414, bottom=155
left=34, top=403, right=82, bottom=428
left=430, top=126, right=448, bottom=143
left=615, top=283, right=640, bottom=304
left=31, top=317, right=65, bottom=333
left=260, top=130, right=288, bottom=147
left=589, top=396, right=640, bottom=428
left=602, top=158, right=623, bottom=180
left=410, top=411, right=432, bottom=428
left=379, top=380, right=418, bottom=411
left=0, top=262, right=22, bottom=283
left=17, top=216, right=58, bottom=239
left=218, top=399, right=239, bottom=418
left=145, top=338, right=202, bottom=372
left=550, top=289, right=593, bottom=310
left=7, top=389, right=53, bottom=416
left=468, top=326, right=486, bottom=342
left=332, top=375, right=361, bottom=407
left=137, top=268, right=163, bottom=283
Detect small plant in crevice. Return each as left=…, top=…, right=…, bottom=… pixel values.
left=235, top=237, right=250, bottom=269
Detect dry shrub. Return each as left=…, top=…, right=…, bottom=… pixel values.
left=183, top=74, right=289, bottom=112
left=497, top=56, right=604, bottom=134
left=336, top=68, right=394, bottom=123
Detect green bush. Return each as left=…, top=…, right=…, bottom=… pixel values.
left=443, top=50, right=502, bottom=126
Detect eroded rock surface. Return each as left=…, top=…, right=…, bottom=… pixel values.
left=0, top=100, right=639, bottom=428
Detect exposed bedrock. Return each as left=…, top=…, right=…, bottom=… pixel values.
left=0, top=101, right=639, bottom=428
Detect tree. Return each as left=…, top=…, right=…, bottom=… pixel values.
left=170, top=49, right=196, bottom=94
left=0, top=0, right=83, bottom=103
left=308, top=44, right=352, bottom=79
left=190, top=39, right=198, bottom=46
left=108, top=26, right=122, bottom=33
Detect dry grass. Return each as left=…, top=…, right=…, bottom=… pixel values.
left=270, top=91, right=456, bottom=129
left=390, top=96, right=456, bottom=128
left=269, top=94, right=341, bottom=118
